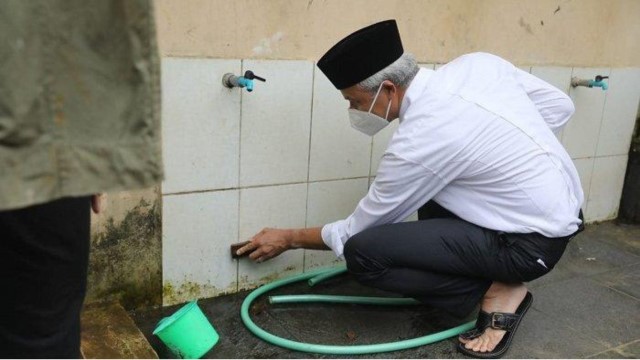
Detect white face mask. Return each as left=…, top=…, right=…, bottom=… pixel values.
left=348, top=82, right=392, bottom=136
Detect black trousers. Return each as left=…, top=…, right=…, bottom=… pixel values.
left=344, top=201, right=579, bottom=317
left=0, top=196, right=91, bottom=358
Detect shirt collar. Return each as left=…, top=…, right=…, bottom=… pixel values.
left=399, top=67, right=434, bottom=120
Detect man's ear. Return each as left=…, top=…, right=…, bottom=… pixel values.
left=383, top=80, right=396, bottom=95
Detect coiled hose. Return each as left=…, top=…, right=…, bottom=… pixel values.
left=240, top=266, right=476, bottom=355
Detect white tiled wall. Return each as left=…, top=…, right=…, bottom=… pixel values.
left=586, top=156, right=629, bottom=221
left=560, top=66, right=638, bottom=222
left=240, top=60, right=313, bottom=187
left=161, top=57, right=639, bottom=304
left=564, top=67, right=611, bottom=159
left=162, top=190, right=239, bottom=304
left=309, top=68, right=371, bottom=181
left=238, top=183, right=307, bottom=290
left=597, top=69, right=640, bottom=157
left=161, top=58, right=241, bottom=194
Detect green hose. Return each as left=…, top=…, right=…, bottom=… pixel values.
left=307, top=266, right=348, bottom=287
left=269, top=294, right=421, bottom=306
left=240, top=266, right=476, bottom=355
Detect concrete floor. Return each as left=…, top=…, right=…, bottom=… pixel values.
left=132, top=221, right=640, bottom=359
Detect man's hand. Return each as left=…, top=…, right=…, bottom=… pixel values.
left=91, top=193, right=107, bottom=214
left=235, top=227, right=327, bottom=263
left=236, top=228, right=293, bottom=263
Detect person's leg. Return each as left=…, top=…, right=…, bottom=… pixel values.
left=0, top=196, right=91, bottom=358
left=343, top=218, right=515, bottom=317
left=343, top=216, right=573, bottom=354
left=459, top=230, right=573, bottom=354
left=417, top=200, right=458, bottom=220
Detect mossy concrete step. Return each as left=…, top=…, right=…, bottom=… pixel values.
left=81, top=301, right=158, bottom=359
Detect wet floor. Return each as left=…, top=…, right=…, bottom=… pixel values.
left=132, top=221, right=640, bottom=358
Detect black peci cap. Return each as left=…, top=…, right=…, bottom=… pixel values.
left=317, top=20, right=404, bottom=90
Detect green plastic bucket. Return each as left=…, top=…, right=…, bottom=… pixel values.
left=153, top=300, right=219, bottom=358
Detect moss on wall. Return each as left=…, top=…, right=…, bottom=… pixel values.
left=162, top=280, right=236, bottom=306
left=87, top=198, right=162, bottom=310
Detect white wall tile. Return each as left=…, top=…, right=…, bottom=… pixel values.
left=238, top=184, right=307, bottom=289
left=309, top=68, right=372, bottom=181
left=572, top=157, right=594, bottom=219
left=240, top=60, right=313, bottom=187
left=586, top=155, right=628, bottom=222
left=305, top=178, right=369, bottom=270
left=596, top=68, right=640, bottom=156
left=563, top=68, right=610, bottom=158
left=162, top=190, right=239, bottom=305
left=161, top=58, right=241, bottom=194
left=404, top=212, right=419, bottom=222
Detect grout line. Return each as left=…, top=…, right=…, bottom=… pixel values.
left=161, top=176, right=372, bottom=196
left=289, top=176, right=371, bottom=184
left=563, top=66, right=579, bottom=145
left=593, top=67, right=612, bottom=158
left=571, top=154, right=631, bottom=160
left=584, top=67, right=611, bottom=215
left=584, top=158, right=596, bottom=215
left=303, top=65, right=317, bottom=273
left=235, top=59, right=245, bottom=293
left=307, top=64, right=316, bottom=186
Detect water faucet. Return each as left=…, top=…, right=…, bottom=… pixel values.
left=222, top=70, right=266, bottom=92
left=571, top=75, right=609, bottom=91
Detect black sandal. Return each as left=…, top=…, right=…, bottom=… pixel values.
left=457, top=291, right=533, bottom=359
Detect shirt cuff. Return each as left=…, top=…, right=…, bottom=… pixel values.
left=321, top=220, right=346, bottom=258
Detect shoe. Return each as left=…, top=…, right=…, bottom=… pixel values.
left=457, top=291, right=533, bottom=359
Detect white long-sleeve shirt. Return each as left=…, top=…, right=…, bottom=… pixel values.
left=321, top=52, right=584, bottom=258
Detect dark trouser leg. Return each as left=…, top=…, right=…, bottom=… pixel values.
left=344, top=204, right=570, bottom=317
left=0, top=196, right=91, bottom=358
left=417, top=200, right=458, bottom=220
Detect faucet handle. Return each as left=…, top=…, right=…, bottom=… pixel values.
left=244, top=70, right=266, bottom=82
left=595, top=75, right=609, bottom=82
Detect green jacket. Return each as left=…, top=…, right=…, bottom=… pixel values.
left=0, top=0, right=162, bottom=211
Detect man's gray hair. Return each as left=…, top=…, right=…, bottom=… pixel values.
left=357, top=52, right=419, bottom=93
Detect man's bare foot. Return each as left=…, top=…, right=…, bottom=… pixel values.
left=458, top=282, right=528, bottom=353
